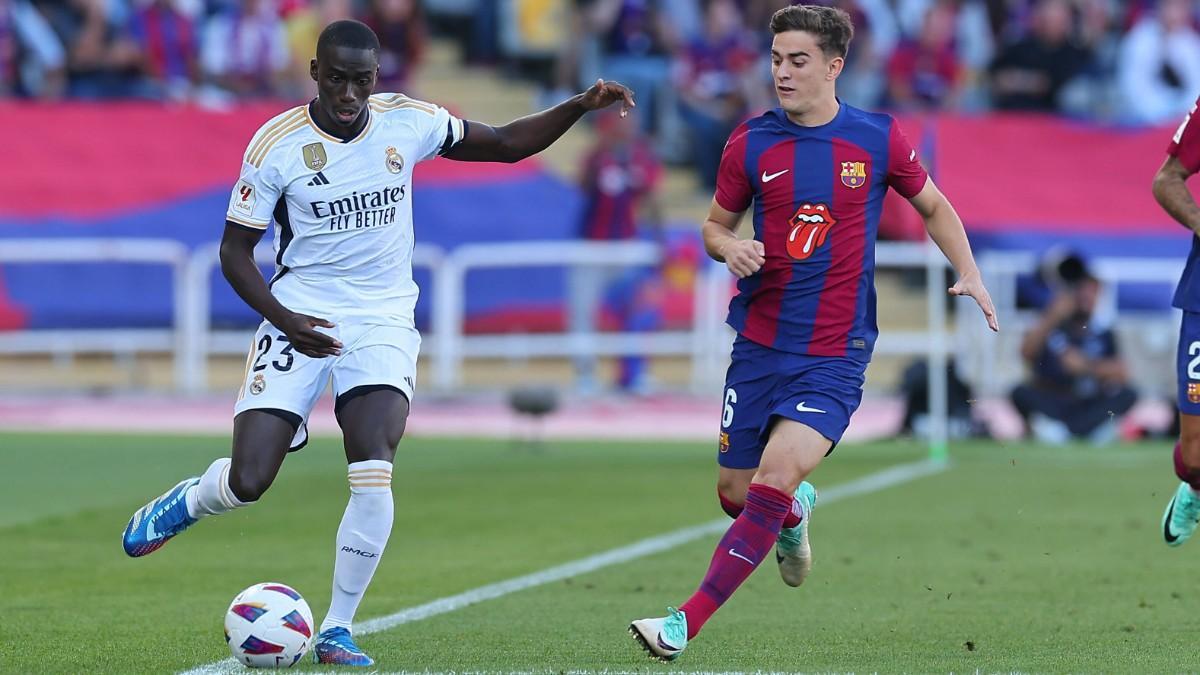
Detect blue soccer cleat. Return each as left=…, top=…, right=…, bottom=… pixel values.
left=122, top=477, right=199, bottom=557
left=314, top=627, right=374, bottom=666
left=1163, top=482, right=1200, bottom=547
left=629, top=607, right=687, bottom=662
left=776, top=481, right=818, bottom=586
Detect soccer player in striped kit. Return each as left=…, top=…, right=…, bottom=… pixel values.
left=1154, top=97, right=1200, bottom=546
left=630, top=5, right=998, bottom=661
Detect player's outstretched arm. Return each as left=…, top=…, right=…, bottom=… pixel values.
left=219, top=224, right=343, bottom=358
left=702, top=199, right=761, bottom=278
left=907, top=178, right=1000, bottom=332
left=1153, top=156, right=1200, bottom=234
left=443, top=79, right=634, bottom=163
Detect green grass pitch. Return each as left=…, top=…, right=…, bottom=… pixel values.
left=0, top=432, right=1193, bottom=673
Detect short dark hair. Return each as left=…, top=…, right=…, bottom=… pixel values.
left=769, top=5, right=854, bottom=59
left=316, top=20, right=380, bottom=56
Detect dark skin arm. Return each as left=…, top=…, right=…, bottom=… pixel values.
left=444, top=79, right=635, bottom=163
left=1153, top=156, right=1200, bottom=235
left=219, top=224, right=343, bottom=358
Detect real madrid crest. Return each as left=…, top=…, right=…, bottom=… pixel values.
left=250, top=373, right=266, bottom=396
left=302, top=142, right=328, bottom=171
left=385, top=146, right=404, bottom=174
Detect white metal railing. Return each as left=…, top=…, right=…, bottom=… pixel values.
left=180, top=242, right=445, bottom=392
left=0, top=238, right=965, bottom=410
left=430, top=240, right=666, bottom=389
left=0, top=238, right=190, bottom=383
left=965, top=252, right=1185, bottom=396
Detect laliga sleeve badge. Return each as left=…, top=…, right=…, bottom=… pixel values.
left=1189, top=382, right=1200, bottom=404
left=250, top=374, right=267, bottom=396
left=385, top=146, right=404, bottom=174
left=233, top=180, right=255, bottom=214
left=302, top=142, right=328, bottom=171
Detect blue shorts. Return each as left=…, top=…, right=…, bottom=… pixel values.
left=717, top=336, right=866, bottom=469
left=1179, top=311, right=1200, bottom=416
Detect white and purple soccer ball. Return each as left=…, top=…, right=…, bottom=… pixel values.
left=224, top=582, right=314, bottom=668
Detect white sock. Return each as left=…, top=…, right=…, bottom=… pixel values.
left=321, top=460, right=394, bottom=633
left=185, top=457, right=250, bottom=519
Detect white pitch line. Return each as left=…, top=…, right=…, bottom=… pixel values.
left=181, top=457, right=947, bottom=675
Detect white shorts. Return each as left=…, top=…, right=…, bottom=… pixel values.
left=234, top=320, right=420, bottom=448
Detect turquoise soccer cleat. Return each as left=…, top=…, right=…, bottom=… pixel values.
left=122, top=477, right=199, bottom=557
left=314, top=627, right=374, bottom=666
left=1163, top=482, right=1200, bottom=547
left=629, top=607, right=687, bottom=662
left=776, top=481, right=818, bottom=586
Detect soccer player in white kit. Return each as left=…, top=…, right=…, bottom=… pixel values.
left=121, top=19, right=634, bottom=666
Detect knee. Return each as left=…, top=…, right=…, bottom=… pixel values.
left=228, top=465, right=273, bottom=503
left=751, top=468, right=800, bottom=496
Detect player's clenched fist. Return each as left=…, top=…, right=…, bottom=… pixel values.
left=720, top=239, right=766, bottom=278
left=277, top=312, right=343, bottom=358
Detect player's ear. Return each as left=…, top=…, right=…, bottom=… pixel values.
left=310, top=59, right=318, bottom=82
left=826, top=56, right=844, bottom=81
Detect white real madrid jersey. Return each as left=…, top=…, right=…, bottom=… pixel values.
left=225, top=94, right=465, bottom=325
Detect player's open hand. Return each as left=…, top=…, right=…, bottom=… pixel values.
left=721, top=239, right=765, bottom=278
left=278, top=312, right=343, bottom=358
left=949, top=272, right=999, bottom=332
left=580, top=79, right=635, bottom=117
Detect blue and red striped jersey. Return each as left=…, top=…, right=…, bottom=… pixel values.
left=715, top=103, right=928, bottom=360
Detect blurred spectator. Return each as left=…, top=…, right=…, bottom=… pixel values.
left=674, top=0, right=756, bottom=189
left=570, top=107, right=662, bottom=392
left=199, top=0, right=290, bottom=99
left=897, top=0, right=993, bottom=107
left=583, top=0, right=676, bottom=134
left=1116, top=0, right=1200, bottom=125
left=37, top=0, right=151, bottom=98
left=989, top=0, right=1090, bottom=112
left=127, top=0, right=198, bottom=100
left=829, top=0, right=899, bottom=109
left=2, top=0, right=67, bottom=97
left=1010, top=267, right=1137, bottom=445
left=364, top=0, right=425, bottom=93
left=886, top=2, right=963, bottom=110
left=279, top=0, right=355, bottom=99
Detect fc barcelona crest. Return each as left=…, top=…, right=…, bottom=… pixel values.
left=841, top=161, right=867, bottom=189
left=1189, top=382, right=1200, bottom=404
left=302, top=143, right=327, bottom=171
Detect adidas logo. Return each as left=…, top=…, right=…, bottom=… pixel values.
left=307, top=171, right=331, bottom=186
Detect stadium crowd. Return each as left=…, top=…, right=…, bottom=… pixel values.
left=1, top=0, right=1195, bottom=123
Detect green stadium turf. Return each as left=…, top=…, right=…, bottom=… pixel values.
left=0, top=432, right=1191, bottom=673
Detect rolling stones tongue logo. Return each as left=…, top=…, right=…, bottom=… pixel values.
left=786, top=203, right=835, bottom=260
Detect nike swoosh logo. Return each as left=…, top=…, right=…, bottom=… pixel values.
left=795, top=402, right=827, bottom=414
left=761, top=169, right=789, bottom=183
left=656, top=635, right=678, bottom=652
left=1165, top=497, right=1181, bottom=543
left=909, top=150, right=916, bottom=161
left=728, top=548, right=755, bottom=564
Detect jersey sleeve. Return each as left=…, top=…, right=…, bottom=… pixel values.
left=715, top=124, right=752, bottom=213
left=1168, top=99, right=1200, bottom=174
left=226, top=145, right=284, bottom=231
left=886, top=119, right=929, bottom=199
left=416, top=101, right=466, bottom=162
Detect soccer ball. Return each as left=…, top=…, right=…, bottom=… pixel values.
left=224, top=582, right=314, bottom=668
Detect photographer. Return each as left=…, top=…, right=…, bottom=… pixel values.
left=1011, top=257, right=1137, bottom=444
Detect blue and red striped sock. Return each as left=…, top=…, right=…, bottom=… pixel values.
left=718, top=488, right=804, bottom=528
left=680, top=483, right=793, bottom=639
